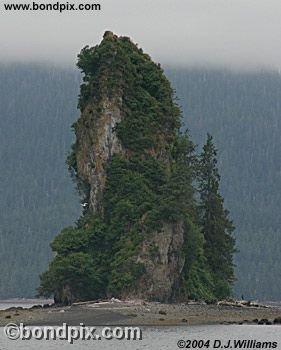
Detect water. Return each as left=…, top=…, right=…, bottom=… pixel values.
left=0, top=325, right=280, bottom=349
left=0, top=299, right=53, bottom=310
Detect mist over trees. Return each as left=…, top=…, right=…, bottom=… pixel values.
left=0, top=64, right=280, bottom=300
left=0, top=65, right=80, bottom=297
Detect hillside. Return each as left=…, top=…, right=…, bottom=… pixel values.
left=0, top=64, right=80, bottom=297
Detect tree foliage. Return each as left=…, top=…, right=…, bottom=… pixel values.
left=38, top=34, right=235, bottom=303
left=167, top=68, right=281, bottom=300
left=198, top=134, right=236, bottom=298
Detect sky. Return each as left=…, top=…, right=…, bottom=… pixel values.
left=1, top=0, right=281, bottom=70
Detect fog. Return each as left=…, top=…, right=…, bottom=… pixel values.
left=1, top=0, right=281, bottom=70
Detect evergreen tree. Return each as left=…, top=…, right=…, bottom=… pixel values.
left=198, top=133, right=236, bottom=299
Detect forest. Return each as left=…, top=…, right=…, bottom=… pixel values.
left=0, top=63, right=280, bottom=300
left=168, top=68, right=281, bottom=300
left=0, top=65, right=80, bottom=297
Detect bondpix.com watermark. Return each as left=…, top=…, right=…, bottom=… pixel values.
left=4, top=323, right=142, bottom=344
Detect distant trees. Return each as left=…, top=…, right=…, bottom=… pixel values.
left=167, top=68, right=281, bottom=300
left=198, top=133, right=236, bottom=298
left=0, top=64, right=80, bottom=298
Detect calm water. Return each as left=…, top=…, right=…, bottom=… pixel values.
left=0, top=299, right=53, bottom=310
left=0, top=325, right=280, bottom=349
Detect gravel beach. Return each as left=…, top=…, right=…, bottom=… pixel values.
left=1, top=300, right=281, bottom=326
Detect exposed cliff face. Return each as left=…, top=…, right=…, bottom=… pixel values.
left=70, top=32, right=187, bottom=301
left=124, top=221, right=185, bottom=301
left=75, top=95, right=123, bottom=214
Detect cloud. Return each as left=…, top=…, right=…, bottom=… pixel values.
left=1, top=0, right=281, bottom=70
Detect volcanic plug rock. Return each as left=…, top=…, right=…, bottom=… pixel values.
left=73, top=32, right=185, bottom=300
left=39, top=32, right=214, bottom=304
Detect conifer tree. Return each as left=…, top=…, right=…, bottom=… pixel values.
left=198, top=133, right=236, bottom=299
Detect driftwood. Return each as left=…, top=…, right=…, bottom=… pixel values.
left=72, top=297, right=146, bottom=307
left=217, top=300, right=270, bottom=308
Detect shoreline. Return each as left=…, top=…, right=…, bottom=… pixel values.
left=1, top=300, right=281, bottom=326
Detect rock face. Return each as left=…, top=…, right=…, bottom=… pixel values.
left=125, top=222, right=185, bottom=301
left=75, top=94, right=123, bottom=214
left=60, top=31, right=192, bottom=303
left=39, top=31, right=229, bottom=305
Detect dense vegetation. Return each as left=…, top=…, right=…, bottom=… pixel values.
left=38, top=33, right=235, bottom=303
left=167, top=68, right=281, bottom=300
left=0, top=63, right=280, bottom=301
left=198, top=134, right=236, bottom=298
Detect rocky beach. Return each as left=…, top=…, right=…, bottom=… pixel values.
left=1, top=300, right=281, bottom=327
